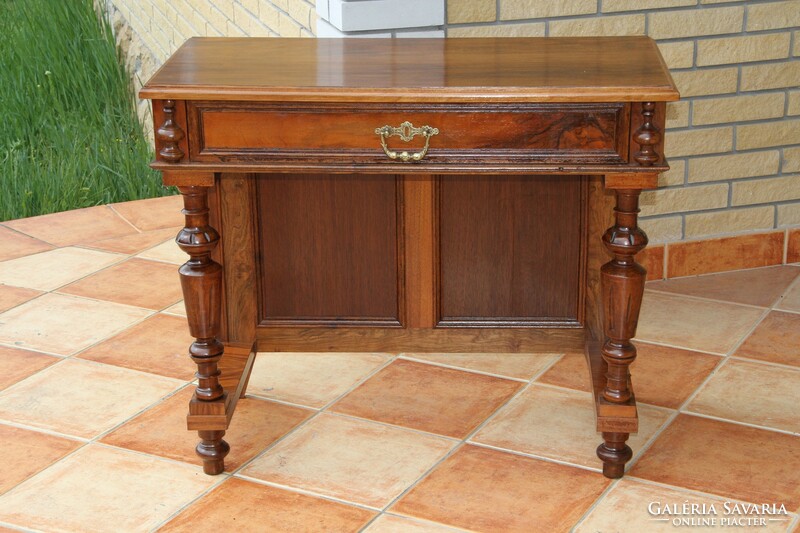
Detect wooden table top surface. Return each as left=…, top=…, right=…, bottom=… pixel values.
left=140, top=37, right=680, bottom=103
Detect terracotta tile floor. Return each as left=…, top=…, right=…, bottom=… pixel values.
left=0, top=197, right=799, bottom=532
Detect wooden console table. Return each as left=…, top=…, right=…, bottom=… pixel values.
left=140, top=37, right=679, bottom=479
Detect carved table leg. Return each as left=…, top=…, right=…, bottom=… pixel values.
left=598, top=188, right=647, bottom=478
left=176, top=185, right=229, bottom=475
left=196, top=430, right=230, bottom=475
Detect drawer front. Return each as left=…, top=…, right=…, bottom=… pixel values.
left=188, top=102, right=630, bottom=166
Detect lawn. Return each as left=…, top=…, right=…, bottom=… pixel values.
left=0, top=0, right=171, bottom=222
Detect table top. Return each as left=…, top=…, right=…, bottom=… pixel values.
left=140, top=37, right=679, bottom=103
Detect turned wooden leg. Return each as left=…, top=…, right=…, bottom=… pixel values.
left=177, top=185, right=229, bottom=474
left=597, top=432, right=633, bottom=479
left=197, top=430, right=230, bottom=475
left=597, top=188, right=647, bottom=478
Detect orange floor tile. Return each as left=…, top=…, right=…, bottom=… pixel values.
left=0, top=198, right=799, bottom=532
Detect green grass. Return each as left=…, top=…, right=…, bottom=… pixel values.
left=0, top=0, right=171, bottom=222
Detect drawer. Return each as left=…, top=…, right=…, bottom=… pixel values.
left=187, top=102, right=630, bottom=166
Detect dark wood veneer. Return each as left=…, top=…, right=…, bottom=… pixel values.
left=188, top=102, right=628, bottom=166
left=256, top=173, right=403, bottom=327
left=438, top=174, right=585, bottom=327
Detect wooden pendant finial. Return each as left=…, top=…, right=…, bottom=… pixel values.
left=633, top=102, right=660, bottom=167
left=157, top=99, right=185, bottom=163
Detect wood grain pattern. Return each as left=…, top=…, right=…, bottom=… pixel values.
left=187, top=342, right=256, bottom=430
left=585, top=340, right=638, bottom=430
left=632, top=102, right=661, bottom=166
left=584, top=177, right=616, bottom=341
left=597, top=188, right=648, bottom=479
left=152, top=100, right=189, bottom=165
left=191, top=102, right=627, bottom=165
left=438, top=174, right=584, bottom=327
left=177, top=184, right=230, bottom=475
left=161, top=170, right=214, bottom=187
left=219, top=174, right=258, bottom=344
left=151, top=160, right=671, bottom=176
left=404, top=176, right=437, bottom=328
left=256, top=326, right=586, bottom=354
left=629, top=102, right=666, bottom=167
left=256, top=173, right=403, bottom=326
left=604, top=172, right=659, bottom=190
left=140, top=37, right=679, bottom=103
left=177, top=186, right=225, bottom=402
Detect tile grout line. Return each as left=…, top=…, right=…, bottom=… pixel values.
left=146, top=473, right=232, bottom=533
left=769, top=268, right=800, bottom=308
left=73, top=228, right=182, bottom=257
left=677, top=410, right=800, bottom=437
left=568, top=476, right=623, bottom=531
left=61, top=291, right=191, bottom=368
left=106, top=204, right=146, bottom=234
left=464, top=440, right=603, bottom=475
left=395, top=353, right=564, bottom=383
left=643, top=286, right=784, bottom=311
left=362, top=513, right=472, bottom=533
left=728, top=354, right=800, bottom=372
left=238, top=348, right=562, bottom=483
left=787, top=513, right=800, bottom=533
left=0, top=519, right=41, bottom=533
left=0, top=291, right=51, bottom=326
left=634, top=337, right=723, bottom=357
left=0, top=253, right=166, bottom=361
left=374, top=356, right=571, bottom=522
left=225, top=353, right=400, bottom=479
left=79, top=352, right=409, bottom=532
left=374, top=380, right=542, bottom=518
left=630, top=335, right=728, bottom=356
left=94, top=356, right=536, bottom=525
left=319, top=410, right=462, bottom=443
left=626, top=303, right=774, bottom=476
left=668, top=303, right=773, bottom=427
left=0, top=375, right=194, bottom=505
left=237, top=393, right=323, bottom=412
left=225, top=473, right=382, bottom=512
left=771, top=267, right=800, bottom=314
left=0, top=223, right=62, bottom=248
left=0, top=342, right=65, bottom=362
left=87, top=380, right=194, bottom=443
left=774, top=304, right=800, bottom=316
left=619, top=299, right=772, bottom=479
left=0, top=416, right=91, bottom=443
left=1, top=250, right=191, bottom=378
left=5, top=258, right=799, bottom=529
left=0, top=245, right=130, bottom=294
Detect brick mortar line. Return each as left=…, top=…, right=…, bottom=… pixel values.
left=263, top=0, right=321, bottom=33
left=673, top=110, right=796, bottom=129
left=109, top=1, right=169, bottom=59
left=447, top=12, right=797, bottom=38
left=232, top=1, right=276, bottom=35
left=153, top=1, right=202, bottom=38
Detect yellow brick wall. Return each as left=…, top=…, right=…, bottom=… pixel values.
left=102, top=0, right=314, bottom=128
left=447, top=0, right=800, bottom=243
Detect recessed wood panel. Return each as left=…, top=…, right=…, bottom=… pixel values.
left=257, top=174, right=402, bottom=326
left=438, top=175, right=584, bottom=326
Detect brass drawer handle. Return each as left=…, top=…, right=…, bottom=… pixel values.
left=375, top=121, right=439, bottom=162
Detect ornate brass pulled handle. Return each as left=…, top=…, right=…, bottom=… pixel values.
left=375, top=121, right=439, bottom=162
